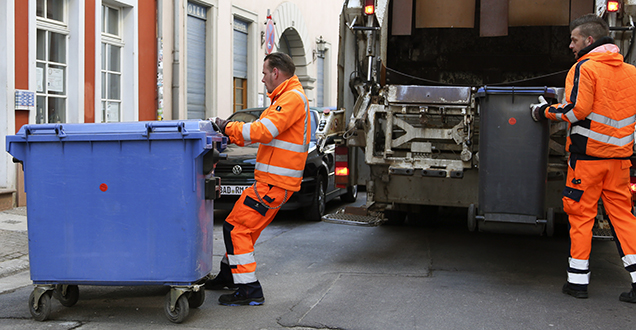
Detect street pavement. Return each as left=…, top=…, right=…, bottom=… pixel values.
left=2, top=197, right=636, bottom=329
left=0, top=206, right=31, bottom=294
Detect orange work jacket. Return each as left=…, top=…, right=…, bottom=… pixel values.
left=543, top=42, right=636, bottom=159
left=225, top=75, right=310, bottom=192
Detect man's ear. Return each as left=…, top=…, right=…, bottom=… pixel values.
left=586, top=36, right=594, bottom=47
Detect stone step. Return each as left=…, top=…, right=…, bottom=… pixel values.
left=0, top=189, right=15, bottom=212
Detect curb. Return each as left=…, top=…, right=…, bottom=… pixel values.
left=0, top=270, right=31, bottom=294
left=0, top=255, right=29, bottom=279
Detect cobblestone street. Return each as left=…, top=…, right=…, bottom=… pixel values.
left=0, top=207, right=29, bottom=281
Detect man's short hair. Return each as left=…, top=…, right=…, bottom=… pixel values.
left=264, top=52, right=296, bottom=76
left=570, top=14, right=609, bottom=41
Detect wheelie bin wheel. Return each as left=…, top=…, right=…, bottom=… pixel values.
left=164, top=292, right=190, bottom=323
left=29, top=290, right=52, bottom=322
left=467, top=204, right=477, bottom=232
left=53, top=284, right=79, bottom=307
left=188, top=289, right=205, bottom=309
left=546, top=208, right=555, bottom=237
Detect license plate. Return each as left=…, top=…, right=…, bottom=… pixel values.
left=220, top=185, right=250, bottom=196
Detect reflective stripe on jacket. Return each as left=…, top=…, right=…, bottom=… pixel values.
left=225, top=75, right=310, bottom=192
left=544, top=42, right=636, bottom=158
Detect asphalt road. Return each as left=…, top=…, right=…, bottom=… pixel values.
left=1, top=192, right=635, bottom=329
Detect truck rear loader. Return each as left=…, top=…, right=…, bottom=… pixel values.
left=320, top=0, right=636, bottom=235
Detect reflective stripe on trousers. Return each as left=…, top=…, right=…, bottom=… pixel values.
left=223, top=182, right=292, bottom=284
left=563, top=158, right=636, bottom=285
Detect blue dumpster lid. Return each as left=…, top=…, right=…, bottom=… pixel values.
left=476, top=86, right=557, bottom=99
left=9, top=120, right=224, bottom=142
left=6, top=120, right=227, bottom=161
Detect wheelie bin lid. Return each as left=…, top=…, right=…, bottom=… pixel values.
left=476, top=86, right=557, bottom=99
left=6, top=120, right=227, bottom=162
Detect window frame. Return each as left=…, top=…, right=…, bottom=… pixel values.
left=100, top=4, right=124, bottom=123
left=35, top=4, right=69, bottom=124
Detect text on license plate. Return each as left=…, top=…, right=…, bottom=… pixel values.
left=220, top=185, right=250, bottom=196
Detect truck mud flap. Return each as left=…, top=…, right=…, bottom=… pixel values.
left=322, top=207, right=384, bottom=227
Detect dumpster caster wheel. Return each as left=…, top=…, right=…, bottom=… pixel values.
left=165, top=292, right=189, bottom=323
left=188, top=289, right=205, bottom=309
left=467, top=204, right=477, bottom=232
left=29, top=289, right=52, bottom=321
left=546, top=208, right=555, bottom=237
left=53, top=284, right=79, bottom=307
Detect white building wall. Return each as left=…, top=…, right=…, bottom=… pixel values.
left=1, top=0, right=16, bottom=190
left=162, top=0, right=343, bottom=120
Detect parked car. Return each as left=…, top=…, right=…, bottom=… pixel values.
left=213, top=107, right=357, bottom=221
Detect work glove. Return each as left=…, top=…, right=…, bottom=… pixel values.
left=529, top=96, right=548, bottom=122
left=209, top=117, right=229, bottom=136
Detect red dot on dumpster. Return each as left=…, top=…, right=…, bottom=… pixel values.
left=509, top=118, right=517, bottom=125
left=100, top=183, right=108, bottom=192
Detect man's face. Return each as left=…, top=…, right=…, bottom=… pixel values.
left=570, top=27, right=593, bottom=59
left=262, top=60, right=278, bottom=94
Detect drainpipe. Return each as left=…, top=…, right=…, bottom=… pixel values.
left=172, top=0, right=181, bottom=120
left=157, top=0, right=164, bottom=120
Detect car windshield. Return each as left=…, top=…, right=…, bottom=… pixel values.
left=228, top=108, right=318, bottom=142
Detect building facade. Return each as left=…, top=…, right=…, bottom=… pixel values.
left=0, top=0, right=343, bottom=210
left=158, top=0, right=342, bottom=122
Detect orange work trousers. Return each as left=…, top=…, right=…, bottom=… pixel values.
left=223, top=182, right=292, bottom=284
left=563, top=156, right=636, bottom=286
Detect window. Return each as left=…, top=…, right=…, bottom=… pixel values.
left=101, top=5, right=123, bottom=122
left=37, top=0, right=64, bottom=21
left=233, top=18, right=249, bottom=112
left=36, top=0, right=68, bottom=124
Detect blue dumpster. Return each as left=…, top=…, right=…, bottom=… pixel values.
left=6, top=120, right=227, bottom=323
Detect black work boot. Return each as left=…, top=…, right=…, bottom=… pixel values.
left=562, top=282, right=588, bottom=299
left=619, top=283, right=636, bottom=303
left=218, top=282, right=265, bottom=306
left=204, top=262, right=237, bottom=290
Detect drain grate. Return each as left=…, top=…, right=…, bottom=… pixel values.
left=322, top=209, right=384, bottom=227
left=593, top=219, right=613, bottom=240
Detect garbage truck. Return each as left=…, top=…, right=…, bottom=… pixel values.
left=321, top=0, right=636, bottom=235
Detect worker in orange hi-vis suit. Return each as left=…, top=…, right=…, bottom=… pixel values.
left=530, top=14, right=636, bottom=302
left=205, top=52, right=310, bottom=306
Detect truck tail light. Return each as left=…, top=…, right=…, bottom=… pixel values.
left=364, top=0, right=375, bottom=15
left=608, top=0, right=620, bottom=12
left=335, top=146, right=349, bottom=188
left=630, top=182, right=636, bottom=193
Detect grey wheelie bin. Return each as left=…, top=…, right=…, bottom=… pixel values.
left=5, top=120, right=227, bottom=323
left=471, top=87, right=557, bottom=235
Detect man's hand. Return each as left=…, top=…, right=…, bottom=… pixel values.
left=530, top=96, right=548, bottom=122
left=209, top=117, right=229, bottom=136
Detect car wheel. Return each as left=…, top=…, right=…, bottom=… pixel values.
left=304, top=174, right=326, bottom=221
left=340, top=185, right=358, bottom=203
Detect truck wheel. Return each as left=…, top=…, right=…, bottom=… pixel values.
left=546, top=208, right=555, bottom=237
left=467, top=204, right=477, bottom=232
left=304, top=174, right=326, bottom=221
left=340, top=185, right=358, bottom=203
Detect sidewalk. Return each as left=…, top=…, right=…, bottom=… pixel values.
left=0, top=207, right=31, bottom=294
